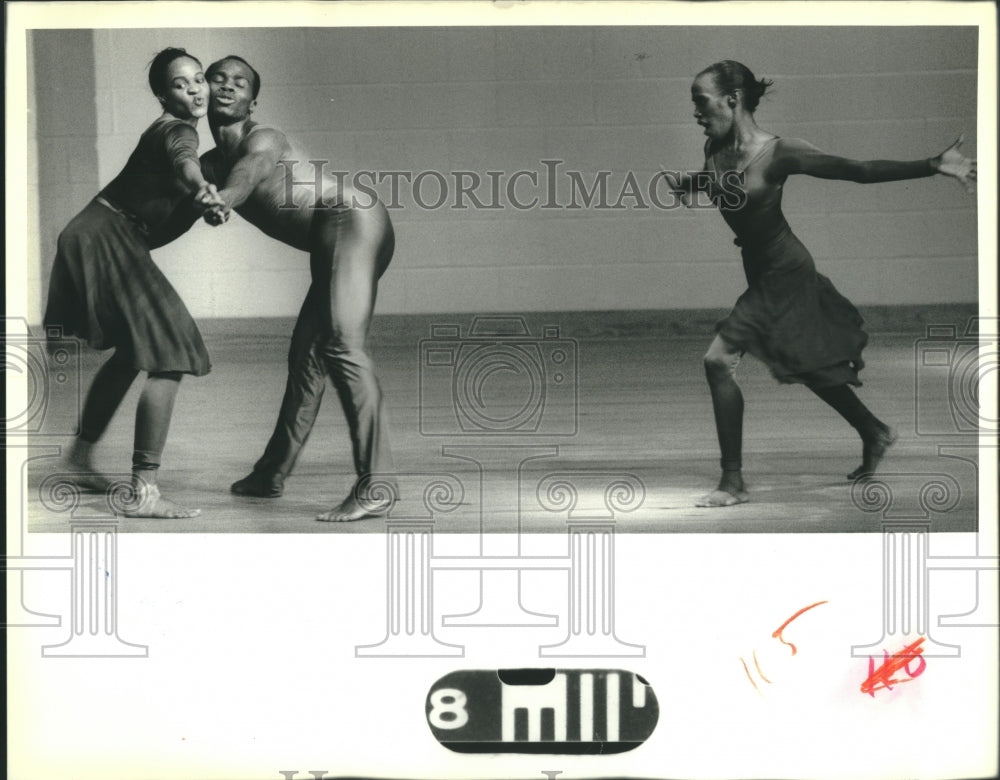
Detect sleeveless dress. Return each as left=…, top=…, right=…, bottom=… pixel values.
left=43, top=116, right=211, bottom=376
left=709, top=137, right=867, bottom=388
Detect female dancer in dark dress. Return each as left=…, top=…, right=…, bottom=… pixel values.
left=666, top=60, right=976, bottom=507
left=44, top=47, right=224, bottom=518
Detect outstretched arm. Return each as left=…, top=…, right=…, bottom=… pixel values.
left=773, top=136, right=976, bottom=192
left=149, top=148, right=228, bottom=246
left=163, top=122, right=223, bottom=209
left=213, top=127, right=286, bottom=212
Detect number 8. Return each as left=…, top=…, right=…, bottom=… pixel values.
left=428, top=688, right=469, bottom=729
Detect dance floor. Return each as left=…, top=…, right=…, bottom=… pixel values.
left=20, top=308, right=983, bottom=534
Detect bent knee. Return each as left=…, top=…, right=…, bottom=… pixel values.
left=327, top=317, right=370, bottom=349
left=321, top=331, right=371, bottom=362
left=703, top=351, right=726, bottom=369
left=703, top=351, right=739, bottom=379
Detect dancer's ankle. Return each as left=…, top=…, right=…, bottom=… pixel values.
left=718, top=459, right=744, bottom=493
left=132, top=467, right=159, bottom=490
left=718, top=472, right=744, bottom=494
left=856, top=416, right=889, bottom=439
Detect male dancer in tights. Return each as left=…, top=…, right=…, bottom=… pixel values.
left=197, top=55, right=396, bottom=522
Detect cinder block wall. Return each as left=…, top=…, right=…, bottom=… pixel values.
left=28, top=30, right=102, bottom=324
left=29, top=26, right=978, bottom=320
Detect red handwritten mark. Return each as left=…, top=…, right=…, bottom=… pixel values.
left=861, top=637, right=927, bottom=697
left=740, top=649, right=775, bottom=694
left=742, top=600, right=829, bottom=693
left=752, top=648, right=773, bottom=683
left=740, top=656, right=760, bottom=693
left=771, top=600, right=830, bottom=656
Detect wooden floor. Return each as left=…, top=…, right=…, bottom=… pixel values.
left=22, top=318, right=981, bottom=533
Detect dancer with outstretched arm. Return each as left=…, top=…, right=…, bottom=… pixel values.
left=663, top=60, right=976, bottom=508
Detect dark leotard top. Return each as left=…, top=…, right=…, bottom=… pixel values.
left=99, top=116, right=201, bottom=232
left=705, top=135, right=939, bottom=249
left=707, top=136, right=788, bottom=248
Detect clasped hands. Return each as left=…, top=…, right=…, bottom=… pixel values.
left=195, top=183, right=230, bottom=226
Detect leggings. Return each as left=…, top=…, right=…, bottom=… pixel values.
left=251, top=201, right=396, bottom=482
left=79, top=350, right=182, bottom=471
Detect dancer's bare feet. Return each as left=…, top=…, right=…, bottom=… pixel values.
left=848, top=424, right=898, bottom=481
left=122, top=481, right=200, bottom=519
left=696, top=488, right=749, bottom=507
left=316, top=489, right=394, bottom=522
left=696, top=472, right=748, bottom=507
left=231, top=470, right=284, bottom=498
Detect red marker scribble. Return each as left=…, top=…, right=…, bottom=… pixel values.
left=741, top=600, right=829, bottom=693
left=740, top=656, right=760, bottom=693
left=740, top=648, right=775, bottom=694
left=752, top=649, right=772, bottom=683
left=771, top=600, right=829, bottom=656
left=860, top=637, right=927, bottom=697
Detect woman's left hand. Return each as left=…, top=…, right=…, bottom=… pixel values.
left=935, top=135, right=977, bottom=193
left=202, top=205, right=229, bottom=226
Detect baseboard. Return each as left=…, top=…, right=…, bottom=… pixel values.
left=192, top=304, right=979, bottom=345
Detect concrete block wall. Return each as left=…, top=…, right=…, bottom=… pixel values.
left=27, top=30, right=102, bottom=324
left=29, top=26, right=978, bottom=320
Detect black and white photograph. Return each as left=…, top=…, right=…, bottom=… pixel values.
left=6, top=2, right=998, bottom=779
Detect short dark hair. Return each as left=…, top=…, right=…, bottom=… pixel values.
left=698, top=60, right=773, bottom=113
left=207, top=55, right=262, bottom=99
left=148, top=47, right=202, bottom=96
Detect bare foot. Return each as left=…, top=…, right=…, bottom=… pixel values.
left=695, top=488, right=749, bottom=507
left=122, top=483, right=200, bottom=519
left=696, top=470, right=748, bottom=508
left=230, top=470, right=284, bottom=498
left=316, top=492, right=393, bottom=523
left=848, top=425, right=898, bottom=481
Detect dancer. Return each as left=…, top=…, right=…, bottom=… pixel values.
left=44, top=47, right=225, bottom=518
left=664, top=60, right=976, bottom=507
left=197, top=55, right=396, bottom=522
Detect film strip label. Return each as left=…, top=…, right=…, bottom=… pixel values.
left=426, top=668, right=658, bottom=754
